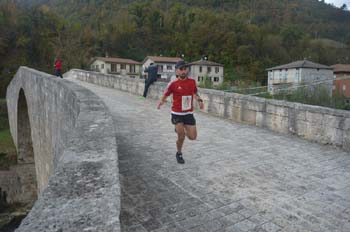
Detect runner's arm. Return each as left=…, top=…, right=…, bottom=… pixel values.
left=195, top=93, right=203, bottom=102
left=194, top=93, right=204, bottom=109
left=157, top=95, right=168, bottom=109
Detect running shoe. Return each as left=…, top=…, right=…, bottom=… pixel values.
left=176, top=152, right=185, bottom=164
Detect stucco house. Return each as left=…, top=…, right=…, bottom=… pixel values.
left=332, top=64, right=350, bottom=99
left=267, top=60, right=333, bottom=95
left=142, top=56, right=183, bottom=81
left=90, top=57, right=141, bottom=78
left=189, top=59, right=224, bottom=86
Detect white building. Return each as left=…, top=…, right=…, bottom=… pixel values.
left=90, top=57, right=141, bottom=78
left=189, top=59, right=224, bottom=86
left=267, top=60, right=333, bottom=95
left=142, top=56, right=183, bottom=81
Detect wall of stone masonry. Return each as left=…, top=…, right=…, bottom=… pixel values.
left=6, top=67, right=120, bottom=231
left=68, top=69, right=350, bottom=152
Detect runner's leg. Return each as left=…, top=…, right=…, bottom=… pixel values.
left=184, top=125, right=197, bottom=140
left=175, top=123, right=186, bottom=152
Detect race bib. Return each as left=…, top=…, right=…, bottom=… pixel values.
left=182, top=95, right=192, bottom=111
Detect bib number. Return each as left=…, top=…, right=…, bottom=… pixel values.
left=182, top=96, right=192, bottom=111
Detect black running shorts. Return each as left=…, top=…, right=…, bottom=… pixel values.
left=171, top=114, right=196, bottom=125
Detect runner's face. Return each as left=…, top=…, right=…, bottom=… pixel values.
left=176, top=67, right=188, bottom=79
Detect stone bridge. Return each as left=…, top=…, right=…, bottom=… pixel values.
left=3, top=67, right=350, bottom=231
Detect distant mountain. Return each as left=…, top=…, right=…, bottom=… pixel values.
left=1, top=0, right=349, bottom=92
left=14, top=0, right=350, bottom=41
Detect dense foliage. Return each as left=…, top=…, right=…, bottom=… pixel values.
left=1, top=0, right=350, bottom=96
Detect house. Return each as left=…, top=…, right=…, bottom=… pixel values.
left=189, top=59, right=224, bottom=86
left=332, top=64, right=350, bottom=99
left=142, top=56, right=183, bottom=81
left=90, top=57, right=141, bottom=78
left=267, top=59, right=333, bottom=95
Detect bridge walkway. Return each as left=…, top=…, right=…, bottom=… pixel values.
left=70, top=79, right=350, bottom=232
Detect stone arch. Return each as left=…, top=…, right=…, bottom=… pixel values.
left=14, top=88, right=38, bottom=203
left=17, top=89, right=34, bottom=164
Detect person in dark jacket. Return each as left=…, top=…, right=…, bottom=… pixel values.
left=143, top=63, right=158, bottom=98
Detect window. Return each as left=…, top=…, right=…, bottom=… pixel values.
left=199, top=66, right=202, bottom=73
left=207, top=67, right=212, bottom=73
left=295, top=70, right=299, bottom=81
left=121, top=64, right=126, bottom=70
left=158, top=65, right=163, bottom=72
left=215, top=67, right=219, bottom=73
left=101, top=64, right=104, bottom=69
left=198, top=77, right=201, bottom=82
left=129, top=64, right=135, bottom=73
left=111, top=64, right=117, bottom=72
left=167, top=65, right=172, bottom=70
left=214, top=77, right=219, bottom=82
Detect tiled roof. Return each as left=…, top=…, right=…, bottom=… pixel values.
left=92, top=57, right=141, bottom=65
left=189, top=60, right=223, bottom=66
left=143, top=56, right=183, bottom=63
left=331, top=64, right=350, bottom=73
left=267, top=60, right=332, bottom=71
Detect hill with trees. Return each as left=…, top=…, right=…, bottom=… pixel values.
left=1, top=0, right=350, bottom=96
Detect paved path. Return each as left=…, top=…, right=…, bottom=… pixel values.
left=71, top=79, right=350, bottom=232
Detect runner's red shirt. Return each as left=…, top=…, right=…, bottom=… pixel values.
left=164, top=77, right=197, bottom=114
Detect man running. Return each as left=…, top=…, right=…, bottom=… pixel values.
left=157, top=61, right=204, bottom=164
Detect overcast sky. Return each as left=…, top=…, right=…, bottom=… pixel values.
left=324, top=0, right=350, bottom=7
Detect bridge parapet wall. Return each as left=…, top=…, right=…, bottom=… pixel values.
left=6, top=67, right=120, bottom=231
left=68, top=69, right=350, bottom=152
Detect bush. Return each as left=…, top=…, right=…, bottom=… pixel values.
left=272, top=85, right=349, bottom=110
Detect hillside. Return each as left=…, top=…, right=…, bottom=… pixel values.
left=1, top=0, right=350, bottom=96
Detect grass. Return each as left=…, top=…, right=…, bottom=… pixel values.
left=0, top=100, right=17, bottom=170
left=0, top=129, right=17, bottom=170
left=265, top=87, right=350, bottom=110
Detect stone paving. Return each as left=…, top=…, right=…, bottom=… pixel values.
left=71, top=79, right=350, bottom=232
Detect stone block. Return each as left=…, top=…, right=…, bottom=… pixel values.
left=242, top=108, right=256, bottom=125
left=305, top=111, right=324, bottom=124
left=266, top=104, right=289, bottom=117
left=265, top=114, right=289, bottom=133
